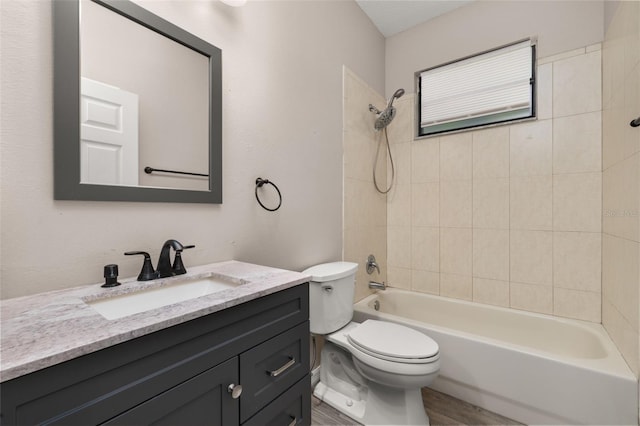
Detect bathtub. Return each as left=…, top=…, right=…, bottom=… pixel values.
left=353, top=289, right=638, bottom=425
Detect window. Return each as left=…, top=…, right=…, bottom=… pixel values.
left=416, top=39, right=535, bottom=137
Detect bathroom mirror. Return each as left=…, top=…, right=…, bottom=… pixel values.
left=53, top=0, right=222, bottom=203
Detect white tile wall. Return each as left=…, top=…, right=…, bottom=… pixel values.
left=553, top=172, right=602, bottom=233
left=472, top=127, right=510, bottom=179
left=343, top=68, right=388, bottom=302
left=553, top=50, right=602, bottom=117
left=510, top=281, right=553, bottom=314
left=473, top=229, right=510, bottom=281
left=510, top=120, right=553, bottom=177
left=412, top=183, right=439, bottom=228
left=388, top=226, right=412, bottom=269
left=473, top=277, right=510, bottom=308
left=510, top=175, right=553, bottom=231
left=439, top=133, right=472, bottom=180
left=440, top=180, right=472, bottom=228
left=412, top=227, right=439, bottom=272
left=440, top=228, right=472, bottom=275
left=553, top=232, right=602, bottom=293
left=440, top=273, right=472, bottom=300
left=473, top=178, right=509, bottom=230
left=553, top=287, right=601, bottom=323
left=536, top=63, right=553, bottom=120
left=510, top=230, right=553, bottom=286
left=601, top=0, right=640, bottom=380
left=553, top=111, right=602, bottom=174
left=411, top=138, right=440, bottom=183
left=383, top=46, right=604, bottom=322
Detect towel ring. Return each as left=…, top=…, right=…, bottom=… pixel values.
left=255, top=178, right=282, bottom=212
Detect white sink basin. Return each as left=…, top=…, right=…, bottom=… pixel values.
left=87, top=276, right=241, bottom=320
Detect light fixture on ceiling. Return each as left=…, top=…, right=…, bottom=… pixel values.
left=220, top=0, right=247, bottom=7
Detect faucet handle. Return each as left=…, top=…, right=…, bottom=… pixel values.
left=124, top=251, right=159, bottom=281
left=172, top=244, right=195, bottom=275
left=366, top=254, right=380, bottom=275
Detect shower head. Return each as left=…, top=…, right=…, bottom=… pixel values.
left=386, top=88, right=405, bottom=109
left=374, top=107, right=396, bottom=130
left=371, top=88, right=405, bottom=130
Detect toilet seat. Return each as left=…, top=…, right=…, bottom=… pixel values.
left=326, top=321, right=440, bottom=376
left=347, top=320, right=439, bottom=364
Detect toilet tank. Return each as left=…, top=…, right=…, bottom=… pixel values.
left=302, top=262, right=358, bottom=335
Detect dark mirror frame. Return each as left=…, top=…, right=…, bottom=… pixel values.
left=53, top=0, right=222, bottom=203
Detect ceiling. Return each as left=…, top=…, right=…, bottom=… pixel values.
left=355, top=0, right=473, bottom=38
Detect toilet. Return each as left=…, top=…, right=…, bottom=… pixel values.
left=303, top=262, right=440, bottom=426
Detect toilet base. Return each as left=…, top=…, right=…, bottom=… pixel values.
left=314, top=381, right=429, bottom=426
left=314, top=342, right=430, bottom=426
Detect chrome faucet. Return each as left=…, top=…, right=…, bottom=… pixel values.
left=366, top=254, right=380, bottom=275
left=368, top=281, right=386, bottom=291
left=156, top=239, right=195, bottom=278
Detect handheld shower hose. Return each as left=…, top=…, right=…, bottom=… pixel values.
left=373, top=128, right=395, bottom=194
left=369, top=88, right=404, bottom=194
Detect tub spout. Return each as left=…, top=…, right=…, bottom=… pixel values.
left=368, top=281, right=386, bottom=291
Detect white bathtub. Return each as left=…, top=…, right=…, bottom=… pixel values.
left=353, top=289, right=638, bottom=425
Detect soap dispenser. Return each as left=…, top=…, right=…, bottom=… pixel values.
left=102, top=264, right=121, bottom=288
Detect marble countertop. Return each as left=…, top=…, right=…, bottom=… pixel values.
left=0, top=261, right=309, bottom=382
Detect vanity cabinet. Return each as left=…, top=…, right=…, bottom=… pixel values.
left=0, top=284, right=310, bottom=426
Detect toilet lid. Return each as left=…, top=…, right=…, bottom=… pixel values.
left=302, top=262, right=358, bottom=282
left=347, top=320, right=438, bottom=360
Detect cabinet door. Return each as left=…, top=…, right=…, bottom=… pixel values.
left=101, top=357, right=238, bottom=426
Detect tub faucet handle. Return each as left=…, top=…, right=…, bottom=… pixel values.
left=366, top=254, right=380, bottom=275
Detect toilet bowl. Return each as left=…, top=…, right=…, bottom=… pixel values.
left=303, top=262, right=440, bottom=425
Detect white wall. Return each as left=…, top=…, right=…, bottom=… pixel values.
left=385, top=0, right=604, bottom=98
left=0, top=0, right=384, bottom=299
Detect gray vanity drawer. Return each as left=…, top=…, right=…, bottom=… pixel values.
left=240, top=321, right=310, bottom=422
left=243, top=375, right=311, bottom=426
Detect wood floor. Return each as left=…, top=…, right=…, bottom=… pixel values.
left=311, top=387, right=522, bottom=426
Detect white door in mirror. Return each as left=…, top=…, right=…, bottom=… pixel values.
left=80, top=77, right=139, bottom=186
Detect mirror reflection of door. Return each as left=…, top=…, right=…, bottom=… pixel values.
left=80, top=77, right=139, bottom=186
left=80, top=0, right=210, bottom=191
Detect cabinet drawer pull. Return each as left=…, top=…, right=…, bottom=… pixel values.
left=288, top=415, right=298, bottom=426
left=268, top=357, right=295, bottom=377
left=227, top=383, right=243, bottom=399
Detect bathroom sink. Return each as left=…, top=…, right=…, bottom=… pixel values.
left=87, top=276, right=242, bottom=320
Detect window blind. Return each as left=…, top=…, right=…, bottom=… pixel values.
left=418, top=40, right=534, bottom=135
